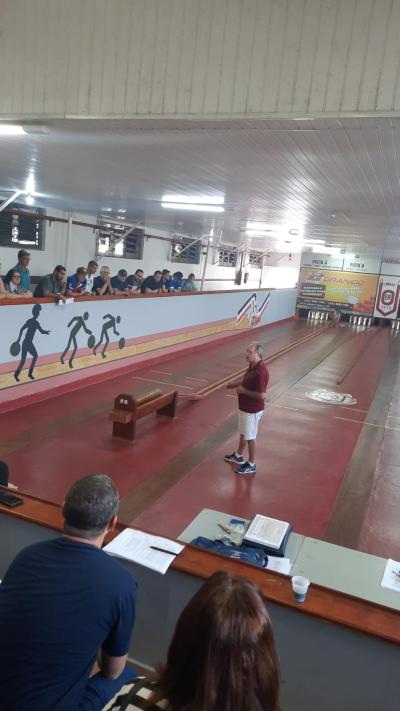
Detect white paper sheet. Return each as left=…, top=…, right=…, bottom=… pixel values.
left=266, top=557, right=292, bottom=575
left=103, top=528, right=185, bottom=574
left=381, top=558, right=400, bottom=592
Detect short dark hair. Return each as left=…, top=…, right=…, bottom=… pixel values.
left=150, top=571, right=281, bottom=711
left=88, top=260, right=98, bottom=268
left=63, top=474, right=119, bottom=538
left=154, top=270, right=162, bottom=277
left=18, top=249, right=30, bottom=259
left=173, top=271, right=183, bottom=279
left=76, top=267, right=87, bottom=276
left=162, top=269, right=170, bottom=277
left=118, top=269, right=128, bottom=277
left=135, top=269, right=143, bottom=275
left=54, top=265, right=66, bottom=273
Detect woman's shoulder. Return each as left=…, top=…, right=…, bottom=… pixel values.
left=103, top=676, right=167, bottom=711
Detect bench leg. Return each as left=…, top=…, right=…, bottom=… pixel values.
left=112, top=421, right=136, bottom=441
left=156, top=393, right=178, bottom=418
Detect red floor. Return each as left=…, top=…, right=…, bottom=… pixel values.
left=2, top=319, right=399, bottom=559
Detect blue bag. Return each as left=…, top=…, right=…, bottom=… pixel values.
left=190, top=536, right=269, bottom=568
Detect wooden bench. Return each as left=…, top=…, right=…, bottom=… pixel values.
left=109, top=388, right=178, bottom=441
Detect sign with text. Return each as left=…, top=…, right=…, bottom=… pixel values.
left=297, top=268, right=379, bottom=314
left=342, top=256, right=381, bottom=274
left=301, top=253, right=344, bottom=270
left=374, top=277, right=400, bottom=318
left=380, top=256, right=400, bottom=277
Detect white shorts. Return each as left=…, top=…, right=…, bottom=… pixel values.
left=238, top=410, right=263, bottom=440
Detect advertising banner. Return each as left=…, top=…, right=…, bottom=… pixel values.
left=342, top=256, right=381, bottom=274
left=296, top=268, right=379, bottom=314
left=374, top=277, right=400, bottom=318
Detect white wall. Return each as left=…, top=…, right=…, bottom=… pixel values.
left=0, top=210, right=300, bottom=291
left=1, top=0, right=399, bottom=119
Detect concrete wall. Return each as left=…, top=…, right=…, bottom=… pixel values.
left=1, top=0, right=399, bottom=119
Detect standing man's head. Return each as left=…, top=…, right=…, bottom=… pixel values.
left=63, top=474, right=119, bottom=541
left=87, top=260, right=98, bottom=276
left=245, top=342, right=263, bottom=366
left=18, top=249, right=30, bottom=268
left=153, top=270, right=162, bottom=283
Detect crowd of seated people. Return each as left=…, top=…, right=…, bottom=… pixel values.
left=0, top=250, right=198, bottom=301
left=0, top=473, right=281, bottom=711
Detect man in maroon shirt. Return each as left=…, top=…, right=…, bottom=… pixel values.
left=225, top=342, right=269, bottom=474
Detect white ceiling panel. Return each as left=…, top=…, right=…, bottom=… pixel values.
left=1, top=117, right=400, bottom=255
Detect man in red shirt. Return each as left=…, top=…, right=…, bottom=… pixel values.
left=225, top=342, right=269, bottom=474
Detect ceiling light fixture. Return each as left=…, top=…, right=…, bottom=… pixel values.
left=102, top=207, right=112, bottom=212
left=163, top=194, right=224, bottom=205
left=117, top=209, right=126, bottom=213
left=25, top=194, right=34, bottom=206
left=162, top=202, right=224, bottom=213
left=0, top=124, right=26, bottom=136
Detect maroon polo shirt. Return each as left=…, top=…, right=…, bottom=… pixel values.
left=238, top=360, right=269, bottom=413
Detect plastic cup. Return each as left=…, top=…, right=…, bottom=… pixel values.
left=291, top=576, right=310, bottom=603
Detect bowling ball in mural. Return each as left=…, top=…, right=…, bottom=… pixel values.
left=119, top=337, right=125, bottom=350
left=87, top=334, right=96, bottom=349
left=10, top=341, right=21, bottom=357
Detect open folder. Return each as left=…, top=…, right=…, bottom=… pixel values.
left=104, top=528, right=185, bottom=575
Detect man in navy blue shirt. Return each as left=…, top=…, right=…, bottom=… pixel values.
left=0, top=474, right=138, bottom=711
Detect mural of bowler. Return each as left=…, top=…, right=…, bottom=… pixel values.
left=11, top=304, right=50, bottom=381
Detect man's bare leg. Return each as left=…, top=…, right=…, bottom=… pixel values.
left=237, top=435, right=246, bottom=456
left=248, top=439, right=256, bottom=464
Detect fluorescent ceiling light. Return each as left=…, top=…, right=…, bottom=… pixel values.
left=102, top=207, right=112, bottom=212
left=312, top=246, right=341, bottom=255
left=25, top=174, right=35, bottom=194
left=162, top=194, right=224, bottom=205
left=117, top=209, right=126, bottom=213
left=25, top=194, right=34, bottom=206
left=0, top=124, right=26, bottom=136
left=162, top=202, right=224, bottom=213
left=304, top=239, right=325, bottom=245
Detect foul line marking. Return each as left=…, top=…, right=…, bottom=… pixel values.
left=131, top=376, right=194, bottom=390
left=185, top=376, right=209, bottom=382
left=334, top=416, right=400, bottom=432
left=151, top=370, right=172, bottom=376
left=269, top=403, right=300, bottom=412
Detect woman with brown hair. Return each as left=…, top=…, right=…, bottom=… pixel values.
left=105, top=570, right=281, bottom=711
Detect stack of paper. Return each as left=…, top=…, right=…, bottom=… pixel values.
left=104, top=528, right=185, bottom=575
left=266, top=557, right=292, bottom=575
left=381, top=559, right=400, bottom=592
left=244, top=514, right=290, bottom=550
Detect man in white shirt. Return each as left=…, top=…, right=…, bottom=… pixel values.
left=85, top=260, right=99, bottom=294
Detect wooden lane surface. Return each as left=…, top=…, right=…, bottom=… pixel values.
left=1, top=488, right=399, bottom=646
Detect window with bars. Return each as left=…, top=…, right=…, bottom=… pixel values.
left=0, top=204, right=45, bottom=249
left=96, top=222, right=144, bottom=259
left=248, top=251, right=263, bottom=269
left=218, top=248, right=237, bottom=268
left=170, top=237, right=201, bottom=265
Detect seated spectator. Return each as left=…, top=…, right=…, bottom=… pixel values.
left=141, top=270, right=162, bottom=293
left=105, top=570, right=281, bottom=711
left=127, top=268, right=144, bottom=292
left=111, top=269, right=131, bottom=295
left=0, top=275, right=5, bottom=299
left=182, top=273, right=197, bottom=291
left=4, top=269, right=33, bottom=297
left=92, top=265, right=115, bottom=296
left=84, top=260, right=99, bottom=294
left=160, top=269, right=172, bottom=292
left=13, top=249, right=31, bottom=291
left=0, top=460, right=18, bottom=489
left=170, top=271, right=184, bottom=291
left=66, top=266, right=88, bottom=296
left=34, top=265, right=67, bottom=299
left=0, top=474, right=138, bottom=711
